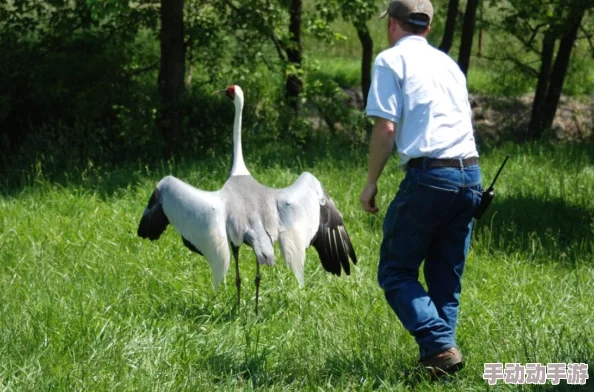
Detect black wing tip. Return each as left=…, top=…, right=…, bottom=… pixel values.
left=137, top=225, right=163, bottom=241
left=137, top=214, right=167, bottom=240
left=137, top=188, right=169, bottom=241
left=312, top=202, right=357, bottom=277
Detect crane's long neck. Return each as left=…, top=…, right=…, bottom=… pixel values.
left=230, top=100, right=250, bottom=177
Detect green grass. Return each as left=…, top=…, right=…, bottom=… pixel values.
left=1, top=142, right=593, bottom=391
left=307, top=56, right=362, bottom=89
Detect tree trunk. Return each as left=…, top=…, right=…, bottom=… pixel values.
left=356, top=23, right=373, bottom=110
left=527, top=29, right=556, bottom=140
left=185, top=40, right=195, bottom=90
left=541, top=6, right=585, bottom=132
left=158, top=0, right=185, bottom=157
left=457, top=0, right=479, bottom=75
left=439, top=0, right=459, bottom=54
left=477, top=0, right=484, bottom=57
left=285, top=0, right=303, bottom=111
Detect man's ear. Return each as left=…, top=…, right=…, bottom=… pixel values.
left=423, top=25, right=431, bottom=37
left=388, top=17, right=396, bottom=32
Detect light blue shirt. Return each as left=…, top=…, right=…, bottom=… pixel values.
left=366, top=35, right=478, bottom=167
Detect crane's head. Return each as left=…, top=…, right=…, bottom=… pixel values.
left=213, top=85, right=244, bottom=107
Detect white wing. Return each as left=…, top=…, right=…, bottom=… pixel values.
left=142, top=176, right=230, bottom=291
left=276, top=172, right=357, bottom=286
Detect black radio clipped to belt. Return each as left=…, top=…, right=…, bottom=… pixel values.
left=473, top=155, right=510, bottom=220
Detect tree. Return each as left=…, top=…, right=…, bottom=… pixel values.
left=528, top=28, right=556, bottom=139
left=458, top=0, right=479, bottom=75
left=498, top=0, right=594, bottom=139
left=310, top=0, right=376, bottom=107
left=158, top=0, right=186, bottom=157
left=439, top=0, right=460, bottom=54
left=286, top=0, right=303, bottom=110
left=343, top=0, right=376, bottom=109
left=222, top=0, right=304, bottom=111
left=540, top=4, right=588, bottom=133
left=0, top=0, right=156, bottom=163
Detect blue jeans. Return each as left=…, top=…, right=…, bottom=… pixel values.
left=378, top=159, right=482, bottom=359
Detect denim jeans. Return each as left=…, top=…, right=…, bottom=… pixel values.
left=378, top=159, right=482, bottom=360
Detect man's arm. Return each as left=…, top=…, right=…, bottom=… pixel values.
left=360, top=117, right=396, bottom=213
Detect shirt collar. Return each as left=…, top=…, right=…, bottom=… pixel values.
left=394, top=35, right=428, bottom=47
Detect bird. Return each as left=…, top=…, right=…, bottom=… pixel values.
left=137, top=85, right=357, bottom=314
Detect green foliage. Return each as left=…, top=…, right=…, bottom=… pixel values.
left=0, top=0, right=158, bottom=169
left=483, top=0, right=594, bottom=97
left=466, top=61, right=535, bottom=96
left=2, top=0, right=594, bottom=175
left=307, top=56, right=361, bottom=88
left=563, top=38, right=594, bottom=96
left=309, top=0, right=377, bottom=28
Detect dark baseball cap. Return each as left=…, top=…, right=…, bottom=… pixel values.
left=380, top=0, right=433, bottom=27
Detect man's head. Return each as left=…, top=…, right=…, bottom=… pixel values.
left=382, top=0, right=433, bottom=43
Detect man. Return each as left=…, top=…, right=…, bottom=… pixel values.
left=359, top=0, right=482, bottom=378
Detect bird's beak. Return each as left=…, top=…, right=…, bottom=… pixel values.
left=212, top=89, right=226, bottom=96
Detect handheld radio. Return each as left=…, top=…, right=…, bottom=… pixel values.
left=473, top=155, right=510, bottom=219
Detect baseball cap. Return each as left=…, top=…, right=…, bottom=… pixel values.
left=380, top=0, right=433, bottom=27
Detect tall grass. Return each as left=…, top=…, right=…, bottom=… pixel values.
left=1, top=141, right=592, bottom=391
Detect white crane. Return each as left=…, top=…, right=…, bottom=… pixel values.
left=137, top=85, right=357, bottom=314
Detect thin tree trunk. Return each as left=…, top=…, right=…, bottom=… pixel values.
left=285, top=0, right=303, bottom=111
left=457, top=0, right=479, bottom=75
left=185, top=40, right=195, bottom=89
left=477, top=0, right=483, bottom=57
left=158, top=0, right=185, bottom=157
left=439, top=0, right=459, bottom=54
left=477, top=28, right=483, bottom=57
left=356, top=23, right=373, bottom=110
left=527, top=29, right=556, bottom=140
left=542, top=6, right=585, bottom=132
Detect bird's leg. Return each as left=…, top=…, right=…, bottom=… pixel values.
left=254, top=258, right=261, bottom=315
left=232, top=245, right=240, bottom=310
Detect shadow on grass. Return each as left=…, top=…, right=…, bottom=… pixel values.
left=0, top=138, right=367, bottom=200
left=322, top=353, right=405, bottom=388
left=202, top=351, right=280, bottom=389
left=150, top=290, right=244, bottom=326
left=475, top=194, right=593, bottom=263
left=202, top=348, right=410, bottom=390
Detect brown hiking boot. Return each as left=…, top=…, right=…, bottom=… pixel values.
left=419, top=347, right=464, bottom=379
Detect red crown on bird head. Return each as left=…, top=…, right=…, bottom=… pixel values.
left=226, top=85, right=236, bottom=100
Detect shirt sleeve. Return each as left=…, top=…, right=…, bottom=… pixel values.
left=365, top=63, right=402, bottom=123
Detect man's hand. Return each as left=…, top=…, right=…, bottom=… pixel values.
left=360, top=183, right=379, bottom=213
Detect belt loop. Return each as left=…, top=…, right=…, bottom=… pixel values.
left=422, top=157, right=427, bottom=169
left=458, top=158, right=463, bottom=169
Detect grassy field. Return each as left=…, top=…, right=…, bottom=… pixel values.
left=1, top=141, right=593, bottom=391
left=3, top=2, right=593, bottom=389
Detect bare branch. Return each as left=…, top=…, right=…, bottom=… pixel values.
left=525, top=22, right=548, bottom=50
left=126, top=60, right=160, bottom=77
left=578, top=24, right=594, bottom=55
left=505, top=56, right=540, bottom=78
left=481, top=54, right=540, bottom=78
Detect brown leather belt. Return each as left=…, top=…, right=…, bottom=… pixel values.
left=407, top=157, right=479, bottom=169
